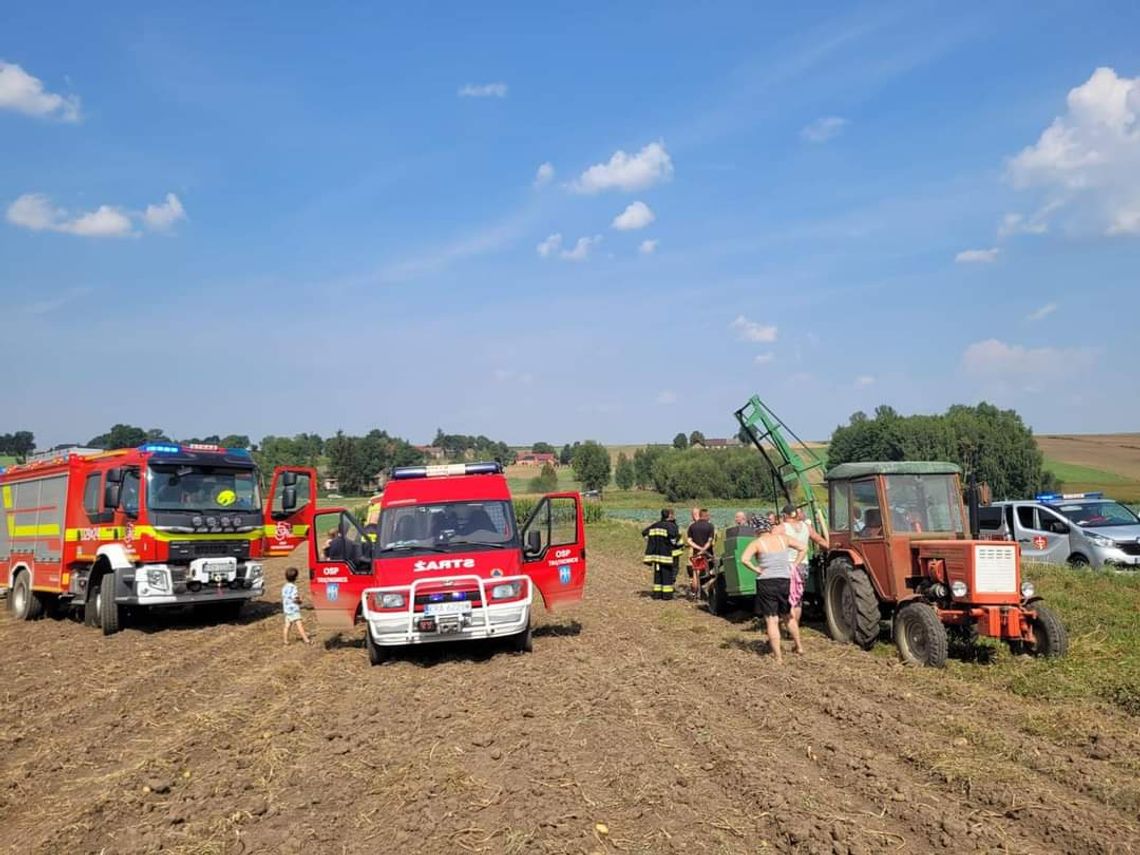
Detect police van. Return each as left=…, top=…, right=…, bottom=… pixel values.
left=990, top=492, right=1140, bottom=569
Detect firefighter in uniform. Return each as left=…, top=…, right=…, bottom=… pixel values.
left=642, top=508, right=681, bottom=599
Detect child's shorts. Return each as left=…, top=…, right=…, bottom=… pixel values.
left=284, top=613, right=302, bottom=624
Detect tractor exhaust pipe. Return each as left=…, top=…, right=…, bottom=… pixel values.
left=966, top=461, right=980, bottom=540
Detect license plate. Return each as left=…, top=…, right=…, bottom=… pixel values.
left=204, top=562, right=232, bottom=576
left=424, top=602, right=472, bottom=617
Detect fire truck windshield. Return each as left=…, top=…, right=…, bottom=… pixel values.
left=378, top=500, right=517, bottom=552
left=147, top=464, right=262, bottom=512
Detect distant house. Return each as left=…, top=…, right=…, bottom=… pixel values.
left=700, top=438, right=740, bottom=449
left=416, top=445, right=446, bottom=461
left=516, top=452, right=559, bottom=467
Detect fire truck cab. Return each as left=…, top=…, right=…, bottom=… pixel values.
left=0, top=444, right=310, bottom=634
left=298, top=461, right=587, bottom=663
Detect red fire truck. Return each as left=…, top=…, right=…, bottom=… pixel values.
left=0, top=443, right=311, bottom=634
left=292, top=461, right=587, bottom=663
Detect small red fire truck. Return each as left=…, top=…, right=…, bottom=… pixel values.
left=294, top=461, right=587, bottom=663
left=0, top=444, right=311, bottom=634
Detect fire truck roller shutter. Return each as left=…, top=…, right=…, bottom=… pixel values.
left=1, top=474, right=68, bottom=565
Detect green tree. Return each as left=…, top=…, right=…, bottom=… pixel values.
left=614, top=452, right=635, bottom=490
left=689, top=430, right=706, bottom=448
left=560, top=442, right=578, bottom=466
left=0, top=431, right=35, bottom=462
left=221, top=434, right=252, bottom=449
left=89, top=425, right=149, bottom=449
left=528, top=462, right=559, bottom=493
left=327, top=431, right=369, bottom=494
left=673, top=432, right=689, bottom=450
left=571, top=441, right=612, bottom=494
left=532, top=442, right=555, bottom=455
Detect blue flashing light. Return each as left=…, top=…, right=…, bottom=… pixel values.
left=140, top=443, right=182, bottom=454
left=1036, top=491, right=1104, bottom=503
left=391, top=461, right=503, bottom=480
left=225, top=448, right=251, bottom=458
left=0, top=467, right=6, bottom=476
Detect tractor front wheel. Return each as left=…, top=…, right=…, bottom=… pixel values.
left=1024, top=603, right=1068, bottom=658
left=823, top=558, right=880, bottom=649
left=894, top=602, right=948, bottom=667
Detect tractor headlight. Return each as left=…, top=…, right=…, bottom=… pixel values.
left=1020, top=581, right=1035, bottom=599
left=491, top=581, right=522, bottom=600
left=950, top=580, right=968, bottom=598
left=381, top=593, right=406, bottom=609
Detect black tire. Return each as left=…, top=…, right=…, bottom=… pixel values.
left=894, top=602, right=949, bottom=668
left=99, top=573, right=122, bottom=636
left=707, top=574, right=728, bottom=617
left=1067, top=553, right=1090, bottom=568
left=511, top=623, right=534, bottom=654
left=1025, top=603, right=1068, bottom=658
left=823, top=557, right=880, bottom=649
left=9, top=572, right=45, bottom=621
left=366, top=627, right=388, bottom=666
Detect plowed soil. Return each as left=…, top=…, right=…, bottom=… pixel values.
left=2, top=530, right=1139, bottom=854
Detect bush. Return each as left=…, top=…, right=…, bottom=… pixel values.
left=528, top=462, right=559, bottom=493
left=647, top=448, right=780, bottom=502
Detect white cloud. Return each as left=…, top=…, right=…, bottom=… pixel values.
left=997, top=211, right=1049, bottom=238
left=6, top=191, right=187, bottom=238
left=6, top=193, right=132, bottom=237
left=572, top=140, right=673, bottom=194
left=638, top=238, right=658, bottom=255
left=533, top=162, right=555, bottom=188
left=0, top=61, right=80, bottom=122
left=611, top=200, right=656, bottom=231
left=143, top=193, right=186, bottom=231
left=656, top=390, right=677, bottom=405
left=1027, top=302, right=1058, bottom=321
left=961, top=338, right=1096, bottom=377
left=20, top=285, right=92, bottom=315
left=955, top=247, right=999, bottom=263
left=536, top=233, right=562, bottom=258
left=730, top=314, right=778, bottom=343
left=854, top=375, right=875, bottom=387
left=753, top=353, right=774, bottom=365
left=536, top=233, right=602, bottom=262
left=1006, top=67, right=1140, bottom=236
left=458, top=82, right=507, bottom=98
left=800, top=116, right=848, bottom=143
left=559, top=235, right=601, bottom=262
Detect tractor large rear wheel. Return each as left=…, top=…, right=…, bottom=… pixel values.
left=823, top=557, right=879, bottom=650
left=894, top=602, right=948, bottom=667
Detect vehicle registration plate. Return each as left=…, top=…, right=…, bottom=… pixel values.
left=424, top=602, right=472, bottom=617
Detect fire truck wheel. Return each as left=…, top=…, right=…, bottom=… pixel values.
left=823, top=558, right=879, bottom=650
left=1025, top=603, right=1068, bottom=658
left=707, top=574, right=728, bottom=617
left=894, top=603, right=948, bottom=668
left=9, top=572, right=45, bottom=621
left=365, top=627, right=388, bottom=666
left=511, top=624, right=534, bottom=654
left=99, top=573, right=122, bottom=636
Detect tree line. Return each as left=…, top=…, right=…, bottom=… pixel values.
left=827, top=403, right=1058, bottom=499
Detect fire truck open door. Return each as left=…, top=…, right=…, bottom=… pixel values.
left=264, top=467, right=316, bottom=557
left=520, top=492, right=586, bottom=609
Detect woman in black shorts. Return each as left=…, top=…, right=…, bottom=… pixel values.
left=740, top=517, right=804, bottom=664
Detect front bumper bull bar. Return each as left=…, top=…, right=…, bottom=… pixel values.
left=361, top=574, right=531, bottom=646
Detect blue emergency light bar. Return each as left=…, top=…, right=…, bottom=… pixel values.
left=138, top=443, right=251, bottom=457
left=1036, top=491, right=1104, bottom=503
left=390, top=461, right=503, bottom=480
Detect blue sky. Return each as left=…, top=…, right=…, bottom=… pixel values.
left=4, top=1, right=1140, bottom=449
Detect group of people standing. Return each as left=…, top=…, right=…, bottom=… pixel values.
left=642, top=503, right=827, bottom=664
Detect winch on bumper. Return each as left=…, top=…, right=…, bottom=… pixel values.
left=361, top=574, right=531, bottom=646
left=118, top=557, right=265, bottom=604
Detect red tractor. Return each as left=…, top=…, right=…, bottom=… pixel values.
left=822, top=462, right=1067, bottom=667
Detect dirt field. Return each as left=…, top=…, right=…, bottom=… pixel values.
left=1039, top=434, right=1140, bottom=480
left=2, top=534, right=1139, bottom=854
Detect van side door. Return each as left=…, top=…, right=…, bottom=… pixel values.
left=1013, top=503, right=1070, bottom=565
left=521, top=493, right=586, bottom=609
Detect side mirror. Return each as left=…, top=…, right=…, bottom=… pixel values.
left=526, top=530, right=542, bottom=555
left=282, top=471, right=298, bottom=488
left=106, top=467, right=124, bottom=484
left=282, top=487, right=297, bottom=513
left=104, top=483, right=122, bottom=509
